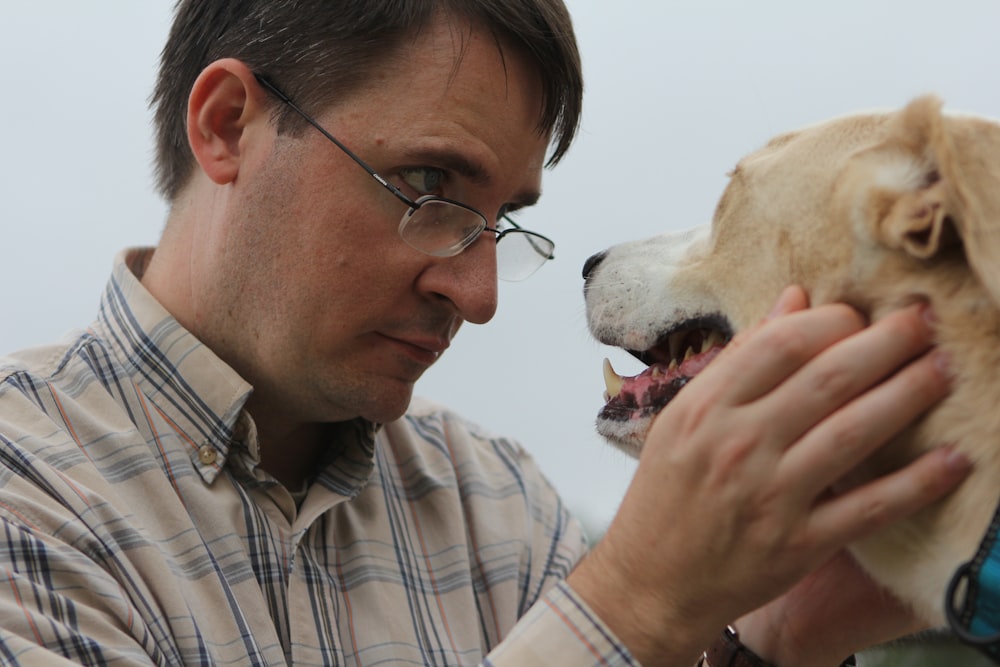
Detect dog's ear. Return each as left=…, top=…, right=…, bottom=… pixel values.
left=865, top=96, right=1000, bottom=304
left=936, top=104, right=1000, bottom=306
left=878, top=173, right=954, bottom=261
left=870, top=96, right=957, bottom=260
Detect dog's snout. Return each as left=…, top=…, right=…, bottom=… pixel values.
left=582, top=251, right=607, bottom=281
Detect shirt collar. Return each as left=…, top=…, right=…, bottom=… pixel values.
left=92, top=248, right=377, bottom=493
left=92, top=248, right=253, bottom=483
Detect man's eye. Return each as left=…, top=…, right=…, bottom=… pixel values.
left=399, top=167, right=445, bottom=195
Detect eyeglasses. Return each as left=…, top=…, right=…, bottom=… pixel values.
left=254, top=74, right=555, bottom=281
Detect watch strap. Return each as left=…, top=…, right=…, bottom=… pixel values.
left=697, top=626, right=858, bottom=667
left=701, top=626, right=774, bottom=667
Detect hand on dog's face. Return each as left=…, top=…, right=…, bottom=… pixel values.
left=568, top=287, right=970, bottom=667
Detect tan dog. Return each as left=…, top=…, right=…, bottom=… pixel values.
left=582, top=96, right=1000, bottom=628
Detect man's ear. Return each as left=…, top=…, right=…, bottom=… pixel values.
left=186, top=58, right=268, bottom=186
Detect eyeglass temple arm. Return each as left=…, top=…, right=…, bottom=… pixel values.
left=253, top=74, right=415, bottom=210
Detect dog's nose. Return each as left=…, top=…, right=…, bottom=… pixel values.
left=582, top=251, right=607, bottom=281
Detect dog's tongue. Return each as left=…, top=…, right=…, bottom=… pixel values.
left=600, top=347, right=723, bottom=421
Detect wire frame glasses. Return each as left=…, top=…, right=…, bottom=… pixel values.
left=255, top=74, right=555, bottom=281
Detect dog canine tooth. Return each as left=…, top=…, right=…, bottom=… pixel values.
left=683, top=346, right=695, bottom=362
left=602, top=358, right=624, bottom=399
left=668, top=358, right=678, bottom=372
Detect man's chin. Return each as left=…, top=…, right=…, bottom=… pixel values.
left=357, top=384, right=416, bottom=425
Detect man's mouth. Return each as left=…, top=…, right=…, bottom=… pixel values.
left=598, top=317, right=732, bottom=452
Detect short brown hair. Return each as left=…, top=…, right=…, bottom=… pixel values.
left=151, top=0, right=583, bottom=201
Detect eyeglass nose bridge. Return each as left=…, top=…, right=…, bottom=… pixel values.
left=399, top=197, right=555, bottom=281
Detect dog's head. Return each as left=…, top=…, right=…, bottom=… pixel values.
left=584, top=96, right=1000, bottom=456
left=582, top=96, right=1000, bottom=624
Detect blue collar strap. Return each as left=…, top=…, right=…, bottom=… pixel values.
left=947, top=499, right=1000, bottom=662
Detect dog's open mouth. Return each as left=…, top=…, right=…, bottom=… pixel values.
left=598, top=316, right=732, bottom=452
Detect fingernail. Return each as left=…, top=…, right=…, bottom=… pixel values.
left=942, top=445, right=973, bottom=475
left=932, top=348, right=953, bottom=378
left=921, top=302, right=938, bottom=327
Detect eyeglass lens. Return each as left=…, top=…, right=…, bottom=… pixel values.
left=399, top=201, right=552, bottom=281
left=398, top=200, right=486, bottom=258
left=497, top=230, right=554, bottom=281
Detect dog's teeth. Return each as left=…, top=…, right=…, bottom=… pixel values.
left=706, top=330, right=724, bottom=347
left=683, top=346, right=694, bottom=362
left=668, top=358, right=678, bottom=372
left=700, top=334, right=712, bottom=353
left=603, top=358, right=624, bottom=399
left=651, top=365, right=664, bottom=378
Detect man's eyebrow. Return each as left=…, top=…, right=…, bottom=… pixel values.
left=402, top=147, right=541, bottom=207
left=508, top=190, right=540, bottom=209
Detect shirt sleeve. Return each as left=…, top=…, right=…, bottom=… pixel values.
left=483, top=580, right=640, bottom=667
left=0, top=513, right=158, bottom=666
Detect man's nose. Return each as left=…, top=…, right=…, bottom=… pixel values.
left=416, top=236, right=499, bottom=325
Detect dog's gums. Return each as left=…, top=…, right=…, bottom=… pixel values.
left=599, top=328, right=727, bottom=451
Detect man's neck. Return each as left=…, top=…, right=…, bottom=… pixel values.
left=254, top=419, right=330, bottom=489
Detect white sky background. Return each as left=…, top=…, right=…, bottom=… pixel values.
left=3, top=1, right=1000, bottom=532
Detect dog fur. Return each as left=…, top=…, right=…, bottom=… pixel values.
left=582, top=96, right=1000, bottom=627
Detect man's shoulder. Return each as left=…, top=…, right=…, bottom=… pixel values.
left=1, top=330, right=111, bottom=396
left=399, top=395, right=528, bottom=458
left=0, top=330, right=129, bottom=455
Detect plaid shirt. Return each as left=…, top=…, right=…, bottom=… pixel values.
left=0, top=249, right=637, bottom=667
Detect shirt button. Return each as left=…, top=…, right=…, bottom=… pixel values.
left=198, top=445, right=218, bottom=465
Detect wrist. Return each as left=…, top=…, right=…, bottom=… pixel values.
left=566, top=550, right=715, bottom=667
left=734, top=610, right=847, bottom=667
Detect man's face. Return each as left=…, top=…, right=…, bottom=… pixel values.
left=193, top=18, right=550, bottom=431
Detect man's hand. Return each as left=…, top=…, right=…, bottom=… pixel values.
left=735, top=550, right=925, bottom=667
left=567, top=286, right=970, bottom=667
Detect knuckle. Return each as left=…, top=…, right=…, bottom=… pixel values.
left=827, top=302, right=867, bottom=328
left=807, top=364, right=856, bottom=400
left=857, top=494, right=892, bottom=528
left=757, top=324, right=811, bottom=363
left=696, top=423, right=774, bottom=491
left=827, top=413, right=867, bottom=455
left=713, top=433, right=760, bottom=480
